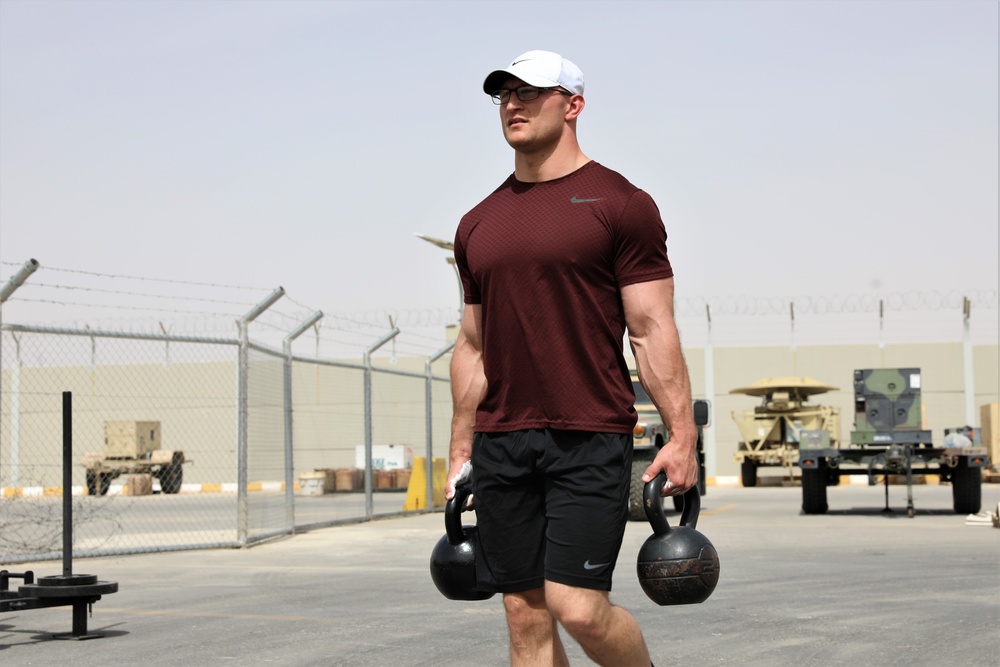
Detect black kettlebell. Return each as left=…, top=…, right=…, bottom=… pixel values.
left=636, top=472, right=720, bottom=605
left=429, top=483, right=494, bottom=601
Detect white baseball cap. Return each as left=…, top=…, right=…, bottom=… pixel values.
left=482, top=50, right=585, bottom=96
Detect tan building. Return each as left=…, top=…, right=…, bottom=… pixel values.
left=0, top=333, right=997, bottom=490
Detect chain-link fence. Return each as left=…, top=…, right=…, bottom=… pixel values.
left=1, top=260, right=997, bottom=563
left=0, top=323, right=453, bottom=563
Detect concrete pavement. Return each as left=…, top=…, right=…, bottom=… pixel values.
left=2, top=482, right=998, bottom=666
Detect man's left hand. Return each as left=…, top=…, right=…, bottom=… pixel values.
left=642, top=436, right=699, bottom=496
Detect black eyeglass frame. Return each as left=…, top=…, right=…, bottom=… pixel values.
left=490, top=85, right=573, bottom=105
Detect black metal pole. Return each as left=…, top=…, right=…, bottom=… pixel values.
left=62, top=391, right=72, bottom=577
left=72, top=602, right=88, bottom=636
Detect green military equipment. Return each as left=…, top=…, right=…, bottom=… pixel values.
left=799, top=368, right=988, bottom=517
left=850, top=368, right=931, bottom=445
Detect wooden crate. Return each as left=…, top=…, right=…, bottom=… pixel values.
left=335, top=468, right=364, bottom=492
left=393, top=469, right=412, bottom=490
left=323, top=468, right=337, bottom=493
left=375, top=469, right=394, bottom=489
left=123, top=474, right=153, bottom=496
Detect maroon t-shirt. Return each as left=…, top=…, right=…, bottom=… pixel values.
left=454, top=161, right=673, bottom=433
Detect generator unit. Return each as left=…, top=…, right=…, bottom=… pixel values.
left=799, top=368, right=988, bottom=517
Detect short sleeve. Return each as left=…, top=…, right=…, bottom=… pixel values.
left=613, top=190, right=673, bottom=287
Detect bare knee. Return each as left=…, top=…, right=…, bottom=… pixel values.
left=554, top=603, right=611, bottom=645
left=546, top=585, right=612, bottom=644
left=504, top=589, right=554, bottom=644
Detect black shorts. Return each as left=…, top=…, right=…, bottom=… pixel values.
left=471, top=429, right=633, bottom=593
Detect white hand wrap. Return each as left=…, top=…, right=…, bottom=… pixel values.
left=448, top=461, right=474, bottom=509
left=449, top=460, right=472, bottom=492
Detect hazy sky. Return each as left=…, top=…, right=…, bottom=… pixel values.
left=1, top=0, right=997, bottom=334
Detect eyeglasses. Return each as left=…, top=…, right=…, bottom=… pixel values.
left=490, top=85, right=572, bottom=105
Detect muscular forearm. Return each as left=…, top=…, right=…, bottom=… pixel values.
left=623, top=278, right=699, bottom=492
left=449, top=337, right=486, bottom=464
left=631, top=318, right=696, bottom=451
left=447, top=305, right=486, bottom=498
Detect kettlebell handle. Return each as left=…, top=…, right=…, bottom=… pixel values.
left=643, top=472, right=701, bottom=535
left=445, top=483, right=473, bottom=545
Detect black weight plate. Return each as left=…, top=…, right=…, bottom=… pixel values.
left=19, top=581, right=118, bottom=598
left=36, top=574, right=99, bottom=586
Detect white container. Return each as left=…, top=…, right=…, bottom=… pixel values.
left=298, top=472, right=325, bottom=496
left=355, top=444, right=413, bottom=470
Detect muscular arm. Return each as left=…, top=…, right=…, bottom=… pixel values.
left=622, top=277, right=699, bottom=494
left=446, top=303, right=487, bottom=499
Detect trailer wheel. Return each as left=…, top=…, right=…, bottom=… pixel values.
left=629, top=449, right=660, bottom=521
left=741, top=459, right=758, bottom=487
left=951, top=458, right=981, bottom=515
left=86, top=471, right=111, bottom=496
left=801, top=460, right=829, bottom=514
left=160, top=464, right=183, bottom=494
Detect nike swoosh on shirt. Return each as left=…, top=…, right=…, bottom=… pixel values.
left=570, top=196, right=603, bottom=204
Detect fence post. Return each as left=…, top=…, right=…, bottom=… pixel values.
left=363, top=326, right=400, bottom=518
left=237, top=287, right=285, bottom=546
left=159, top=321, right=172, bottom=368
left=7, top=332, right=23, bottom=487
left=962, top=297, right=975, bottom=426
left=425, top=341, right=455, bottom=509
left=283, top=311, right=323, bottom=531
left=879, top=299, right=885, bottom=366
left=0, top=259, right=39, bottom=482
left=704, top=305, right=716, bottom=484
left=789, top=301, right=796, bottom=372
left=0, top=258, right=39, bottom=305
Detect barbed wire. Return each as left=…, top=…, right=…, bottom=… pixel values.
left=20, top=282, right=259, bottom=307
left=676, top=290, right=997, bottom=318
left=321, top=308, right=460, bottom=329
left=282, top=294, right=320, bottom=313
left=2, top=261, right=995, bottom=344
left=0, top=261, right=268, bottom=291
left=9, top=297, right=250, bottom=321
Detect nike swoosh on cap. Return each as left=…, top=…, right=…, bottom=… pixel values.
left=570, top=196, right=603, bottom=204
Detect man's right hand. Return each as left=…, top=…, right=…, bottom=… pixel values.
left=445, top=460, right=472, bottom=500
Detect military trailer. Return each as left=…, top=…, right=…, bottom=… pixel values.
left=798, top=368, right=988, bottom=517
left=82, top=421, right=187, bottom=496
left=730, top=377, right=840, bottom=486
left=628, top=374, right=709, bottom=520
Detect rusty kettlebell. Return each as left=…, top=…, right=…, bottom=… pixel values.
left=429, top=483, right=494, bottom=601
left=636, top=472, right=720, bottom=605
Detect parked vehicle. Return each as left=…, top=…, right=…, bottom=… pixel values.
left=799, top=369, right=988, bottom=516
left=628, top=374, right=709, bottom=520
left=83, top=421, right=187, bottom=495
left=730, top=376, right=840, bottom=486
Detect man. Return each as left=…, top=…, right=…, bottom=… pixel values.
left=446, top=50, right=699, bottom=667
